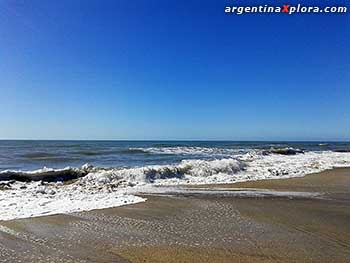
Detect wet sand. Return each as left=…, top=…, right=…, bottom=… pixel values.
left=1, top=168, right=350, bottom=262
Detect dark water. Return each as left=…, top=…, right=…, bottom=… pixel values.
left=0, top=140, right=349, bottom=171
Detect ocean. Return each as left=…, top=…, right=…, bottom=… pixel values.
left=1, top=140, right=350, bottom=171
left=1, top=140, right=350, bottom=220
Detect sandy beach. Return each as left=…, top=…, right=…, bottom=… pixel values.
left=1, top=167, right=350, bottom=263
left=2, top=0, right=348, bottom=261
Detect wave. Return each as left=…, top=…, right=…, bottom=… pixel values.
left=333, top=149, right=350, bottom=153
left=266, top=147, right=304, bottom=155
left=70, top=151, right=102, bottom=156
left=118, top=148, right=150, bottom=154
left=71, top=148, right=151, bottom=156
left=151, top=143, right=185, bottom=147
left=75, top=151, right=350, bottom=188
left=1, top=151, right=350, bottom=220
left=2, top=150, right=350, bottom=185
left=130, top=146, right=308, bottom=157
left=0, top=157, right=246, bottom=185
left=19, top=152, right=62, bottom=159
left=0, top=165, right=92, bottom=182
left=82, top=158, right=245, bottom=187
left=129, top=146, right=244, bottom=156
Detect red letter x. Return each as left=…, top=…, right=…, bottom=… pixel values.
left=282, top=5, right=290, bottom=12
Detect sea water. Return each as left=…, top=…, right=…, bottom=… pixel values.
left=1, top=140, right=350, bottom=220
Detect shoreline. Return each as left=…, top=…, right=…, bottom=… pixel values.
left=1, top=167, right=350, bottom=262
left=1, top=147, right=350, bottom=221
left=0, top=166, right=346, bottom=221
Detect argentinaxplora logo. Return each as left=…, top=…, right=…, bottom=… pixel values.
left=225, top=4, right=348, bottom=15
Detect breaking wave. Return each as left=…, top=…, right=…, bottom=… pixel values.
left=128, top=146, right=244, bottom=156
left=2, top=150, right=350, bottom=185
left=265, top=147, right=304, bottom=155
left=128, top=146, right=307, bottom=156
left=1, top=150, right=350, bottom=220
left=0, top=165, right=91, bottom=182
left=82, top=158, right=245, bottom=187
left=118, top=148, right=150, bottom=154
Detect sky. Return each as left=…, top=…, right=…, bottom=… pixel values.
left=0, top=0, right=349, bottom=141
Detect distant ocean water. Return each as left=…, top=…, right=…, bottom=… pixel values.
left=1, top=140, right=350, bottom=220
left=1, top=140, right=350, bottom=171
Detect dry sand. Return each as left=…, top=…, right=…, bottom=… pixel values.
left=1, top=168, right=350, bottom=262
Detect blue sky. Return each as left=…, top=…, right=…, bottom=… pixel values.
left=0, top=0, right=349, bottom=140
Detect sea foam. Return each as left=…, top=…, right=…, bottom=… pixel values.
left=1, top=150, right=350, bottom=221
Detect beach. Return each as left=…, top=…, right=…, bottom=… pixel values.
left=1, top=167, right=350, bottom=262
left=2, top=0, right=348, bottom=261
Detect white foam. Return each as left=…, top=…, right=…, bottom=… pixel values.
left=0, top=181, right=145, bottom=221
left=81, top=158, right=245, bottom=187
left=81, top=151, right=350, bottom=186
left=129, top=146, right=243, bottom=156
left=0, top=225, right=18, bottom=235
left=1, top=150, right=350, bottom=221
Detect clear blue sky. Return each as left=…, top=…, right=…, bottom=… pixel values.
left=0, top=0, right=349, bottom=140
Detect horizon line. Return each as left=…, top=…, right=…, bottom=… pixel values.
left=0, top=139, right=349, bottom=142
